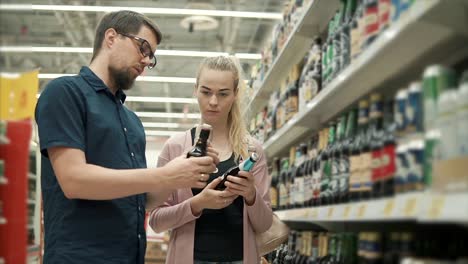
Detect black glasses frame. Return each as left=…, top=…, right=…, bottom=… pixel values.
left=117, top=32, right=157, bottom=69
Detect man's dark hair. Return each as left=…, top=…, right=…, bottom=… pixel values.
left=91, top=10, right=162, bottom=62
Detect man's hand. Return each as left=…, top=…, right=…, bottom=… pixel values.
left=190, top=177, right=239, bottom=215
left=225, top=171, right=256, bottom=205
left=162, top=155, right=217, bottom=189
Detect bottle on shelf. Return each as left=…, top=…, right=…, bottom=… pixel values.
left=270, top=157, right=281, bottom=211
left=380, top=100, right=397, bottom=197
left=349, top=99, right=369, bottom=201
left=368, top=93, right=384, bottom=199
left=341, top=109, right=357, bottom=203
left=279, top=157, right=290, bottom=210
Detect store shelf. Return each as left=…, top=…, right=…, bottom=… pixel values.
left=0, top=216, right=6, bottom=225
left=245, top=0, right=340, bottom=116
left=275, top=191, right=468, bottom=224
left=260, top=0, right=468, bottom=158
left=0, top=177, right=7, bottom=185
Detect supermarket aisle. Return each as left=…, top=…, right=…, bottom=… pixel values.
left=1, top=0, right=468, bottom=263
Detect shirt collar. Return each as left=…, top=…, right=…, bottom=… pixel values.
left=79, top=66, right=127, bottom=104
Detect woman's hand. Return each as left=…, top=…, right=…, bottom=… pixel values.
left=190, top=177, right=239, bottom=216
left=225, top=171, right=256, bottom=206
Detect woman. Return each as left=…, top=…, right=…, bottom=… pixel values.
left=149, top=56, right=273, bottom=264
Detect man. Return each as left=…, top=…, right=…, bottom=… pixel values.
left=35, top=10, right=217, bottom=264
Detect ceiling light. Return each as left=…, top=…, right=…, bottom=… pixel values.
left=145, top=130, right=184, bottom=136
left=142, top=122, right=181, bottom=128
left=126, top=96, right=197, bottom=104
left=136, top=112, right=200, bottom=119
left=0, top=46, right=261, bottom=60
left=0, top=4, right=282, bottom=20
left=36, top=73, right=196, bottom=83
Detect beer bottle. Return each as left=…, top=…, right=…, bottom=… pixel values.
left=187, top=124, right=211, bottom=158
left=270, top=157, right=281, bottom=211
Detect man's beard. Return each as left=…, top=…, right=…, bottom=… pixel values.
left=109, top=65, right=136, bottom=91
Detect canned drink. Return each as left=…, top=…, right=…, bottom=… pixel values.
left=406, top=82, right=423, bottom=133
left=395, top=143, right=409, bottom=193
left=436, top=90, right=459, bottom=160
left=457, top=82, right=468, bottom=156
left=394, top=88, right=408, bottom=136
left=406, top=139, right=425, bottom=191
left=424, top=129, right=440, bottom=188
left=422, top=65, right=457, bottom=130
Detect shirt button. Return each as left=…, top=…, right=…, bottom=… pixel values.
left=138, top=234, right=141, bottom=239
left=138, top=206, right=142, bottom=212
left=124, top=127, right=127, bottom=132
left=131, top=152, right=135, bottom=157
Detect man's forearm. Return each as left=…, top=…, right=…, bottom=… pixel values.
left=62, top=164, right=168, bottom=200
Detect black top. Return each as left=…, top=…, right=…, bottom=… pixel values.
left=190, top=128, right=244, bottom=261
left=35, top=67, right=147, bottom=264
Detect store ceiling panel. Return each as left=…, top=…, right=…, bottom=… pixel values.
left=0, top=0, right=283, bottom=136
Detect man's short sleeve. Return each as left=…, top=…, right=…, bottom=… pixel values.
left=35, top=77, right=86, bottom=157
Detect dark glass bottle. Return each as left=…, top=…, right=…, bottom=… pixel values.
left=381, top=100, right=396, bottom=197
left=295, top=143, right=308, bottom=208
left=186, top=124, right=211, bottom=158
left=215, top=152, right=258, bottom=190
left=271, top=157, right=281, bottom=211
left=279, top=158, right=290, bottom=210
left=321, top=124, right=335, bottom=205
left=340, top=109, right=357, bottom=203
left=332, top=115, right=347, bottom=204
left=350, top=100, right=369, bottom=201
left=368, top=93, right=384, bottom=199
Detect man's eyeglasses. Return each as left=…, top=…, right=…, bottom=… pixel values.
left=117, top=32, right=157, bottom=69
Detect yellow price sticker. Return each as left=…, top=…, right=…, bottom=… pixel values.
left=343, top=205, right=351, bottom=218
left=428, top=196, right=445, bottom=219
left=404, top=197, right=417, bottom=216
left=383, top=200, right=395, bottom=217
left=357, top=204, right=367, bottom=218
left=328, top=207, right=334, bottom=219
left=308, top=209, right=318, bottom=218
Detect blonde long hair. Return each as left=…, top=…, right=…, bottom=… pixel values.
left=195, top=56, right=249, bottom=160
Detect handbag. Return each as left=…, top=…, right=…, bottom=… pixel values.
left=244, top=140, right=290, bottom=256
left=255, top=213, right=290, bottom=256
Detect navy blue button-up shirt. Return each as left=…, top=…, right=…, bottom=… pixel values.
left=35, top=67, right=147, bottom=264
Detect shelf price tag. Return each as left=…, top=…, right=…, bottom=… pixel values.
left=343, top=205, right=351, bottom=219
left=357, top=204, right=367, bottom=218
left=427, top=195, right=445, bottom=219
left=307, top=209, right=318, bottom=219
left=328, top=207, right=335, bottom=219
left=383, top=199, right=395, bottom=217
left=404, top=196, right=418, bottom=217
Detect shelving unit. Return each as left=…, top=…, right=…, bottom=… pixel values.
left=275, top=191, right=468, bottom=224
left=246, top=0, right=340, bottom=117
left=246, top=1, right=468, bottom=262
left=250, top=0, right=468, bottom=158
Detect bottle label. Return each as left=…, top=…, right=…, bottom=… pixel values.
left=371, top=150, right=382, bottom=181
left=380, top=145, right=396, bottom=180
left=364, top=3, right=379, bottom=41
left=360, top=152, right=373, bottom=191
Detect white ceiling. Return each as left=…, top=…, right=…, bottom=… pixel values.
left=0, top=0, right=284, bottom=137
